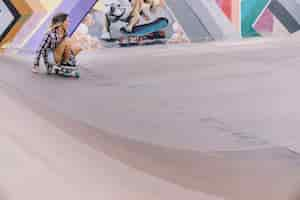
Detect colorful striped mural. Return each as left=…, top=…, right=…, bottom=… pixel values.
left=1, top=0, right=300, bottom=51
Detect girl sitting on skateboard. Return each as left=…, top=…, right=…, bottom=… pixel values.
left=32, top=13, right=82, bottom=73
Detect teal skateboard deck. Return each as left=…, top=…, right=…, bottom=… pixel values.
left=120, top=17, right=169, bottom=36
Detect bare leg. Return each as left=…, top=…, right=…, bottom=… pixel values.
left=54, top=38, right=81, bottom=64
left=101, top=14, right=112, bottom=39
left=72, top=46, right=82, bottom=56
left=127, top=0, right=142, bottom=32
left=104, top=14, right=111, bottom=33
left=54, top=38, right=71, bottom=65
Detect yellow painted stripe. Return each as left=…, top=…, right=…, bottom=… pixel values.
left=93, top=1, right=104, bottom=11
left=38, top=0, right=62, bottom=11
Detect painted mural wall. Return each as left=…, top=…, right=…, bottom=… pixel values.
left=195, top=0, right=300, bottom=39
left=0, top=0, right=190, bottom=51
left=75, top=0, right=190, bottom=49
left=1, top=0, right=300, bottom=52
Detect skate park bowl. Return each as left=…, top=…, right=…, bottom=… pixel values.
left=1, top=0, right=300, bottom=200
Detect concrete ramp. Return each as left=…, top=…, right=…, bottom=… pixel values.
left=2, top=37, right=300, bottom=199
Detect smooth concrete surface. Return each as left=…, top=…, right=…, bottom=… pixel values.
left=1, top=36, right=300, bottom=199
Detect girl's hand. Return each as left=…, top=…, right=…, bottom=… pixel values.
left=57, top=26, right=66, bottom=39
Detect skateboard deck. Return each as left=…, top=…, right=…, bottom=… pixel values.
left=120, top=17, right=169, bottom=36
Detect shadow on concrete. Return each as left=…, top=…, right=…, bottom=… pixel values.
left=10, top=88, right=300, bottom=200
left=0, top=188, right=9, bottom=200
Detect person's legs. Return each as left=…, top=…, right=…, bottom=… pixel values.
left=54, top=38, right=71, bottom=65
left=71, top=45, right=82, bottom=56
left=101, top=14, right=112, bottom=39
left=54, top=38, right=81, bottom=65
left=126, top=0, right=142, bottom=32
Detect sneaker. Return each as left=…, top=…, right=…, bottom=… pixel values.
left=61, top=62, right=75, bottom=67
left=32, top=66, right=39, bottom=73
left=62, top=59, right=76, bottom=67
left=101, top=31, right=112, bottom=40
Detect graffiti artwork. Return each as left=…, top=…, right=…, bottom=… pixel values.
left=71, top=0, right=189, bottom=48
left=1, top=0, right=300, bottom=52
left=0, top=0, right=19, bottom=42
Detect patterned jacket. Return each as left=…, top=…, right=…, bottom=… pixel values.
left=34, top=28, right=64, bottom=67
